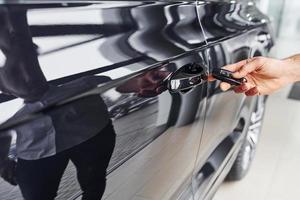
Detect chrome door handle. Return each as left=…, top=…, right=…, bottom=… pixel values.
left=167, top=63, right=207, bottom=93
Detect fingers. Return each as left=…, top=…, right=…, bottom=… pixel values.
left=222, top=57, right=265, bottom=79
left=216, top=80, right=260, bottom=95
left=209, top=58, right=255, bottom=82
left=234, top=84, right=248, bottom=93
left=209, top=60, right=249, bottom=82
left=207, top=75, right=231, bottom=91
left=220, top=82, right=231, bottom=91
left=232, top=82, right=260, bottom=96
left=209, top=57, right=265, bottom=94
left=232, top=57, right=264, bottom=78
left=245, top=87, right=259, bottom=96
left=223, top=59, right=248, bottom=72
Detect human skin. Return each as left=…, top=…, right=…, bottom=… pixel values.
left=208, top=54, right=300, bottom=96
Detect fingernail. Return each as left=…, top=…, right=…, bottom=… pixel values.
left=241, top=84, right=248, bottom=91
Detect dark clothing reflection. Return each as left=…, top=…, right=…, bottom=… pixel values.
left=0, top=6, right=116, bottom=200
left=13, top=81, right=111, bottom=160
left=17, top=121, right=115, bottom=200
left=12, top=94, right=116, bottom=200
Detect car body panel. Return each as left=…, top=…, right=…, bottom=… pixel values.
left=191, top=1, right=273, bottom=199
left=0, top=1, right=209, bottom=200
left=0, top=1, right=273, bottom=200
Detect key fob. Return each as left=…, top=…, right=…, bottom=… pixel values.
left=212, top=68, right=247, bottom=86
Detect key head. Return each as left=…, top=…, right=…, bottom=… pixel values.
left=212, top=68, right=247, bottom=86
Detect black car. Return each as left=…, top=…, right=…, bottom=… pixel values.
left=0, top=0, right=273, bottom=200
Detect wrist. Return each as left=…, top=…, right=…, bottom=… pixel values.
left=283, top=56, right=300, bottom=83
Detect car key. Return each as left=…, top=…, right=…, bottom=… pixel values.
left=212, top=68, right=247, bottom=86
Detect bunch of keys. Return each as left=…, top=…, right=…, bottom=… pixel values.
left=211, top=68, right=247, bottom=86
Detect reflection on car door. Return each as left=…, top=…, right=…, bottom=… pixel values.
left=0, top=1, right=209, bottom=200
left=97, top=2, right=209, bottom=199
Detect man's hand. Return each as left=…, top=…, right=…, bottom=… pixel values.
left=209, top=55, right=300, bottom=96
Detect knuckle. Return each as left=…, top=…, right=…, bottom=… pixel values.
left=254, top=56, right=265, bottom=65
left=240, top=65, right=250, bottom=74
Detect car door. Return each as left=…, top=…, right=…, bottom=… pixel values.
left=192, top=1, right=272, bottom=199
left=0, top=1, right=209, bottom=200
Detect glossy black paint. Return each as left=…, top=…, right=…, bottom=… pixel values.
left=0, top=1, right=273, bottom=200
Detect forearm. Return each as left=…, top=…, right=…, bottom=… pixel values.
left=283, top=54, right=300, bottom=83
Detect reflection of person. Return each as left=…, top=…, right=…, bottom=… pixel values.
left=208, top=55, right=300, bottom=96
left=116, top=69, right=170, bottom=97
left=0, top=7, right=115, bottom=200
left=0, top=131, right=17, bottom=185
left=18, top=118, right=115, bottom=200
left=14, top=94, right=116, bottom=200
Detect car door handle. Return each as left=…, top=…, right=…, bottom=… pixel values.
left=167, top=63, right=207, bottom=93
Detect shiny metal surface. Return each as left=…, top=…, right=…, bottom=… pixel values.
left=167, top=63, right=207, bottom=93
left=0, top=0, right=273, bottom=200
left=0, top=1, right=208, bottom=200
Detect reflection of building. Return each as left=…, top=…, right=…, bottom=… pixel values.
left=257, top=0, right=286, bottom=37
left=257, top=0, right=300, bottom=58
left=258, top=0, right=300, bottom=40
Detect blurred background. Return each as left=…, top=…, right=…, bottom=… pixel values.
left=214, top=0, right=300, bottom=199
